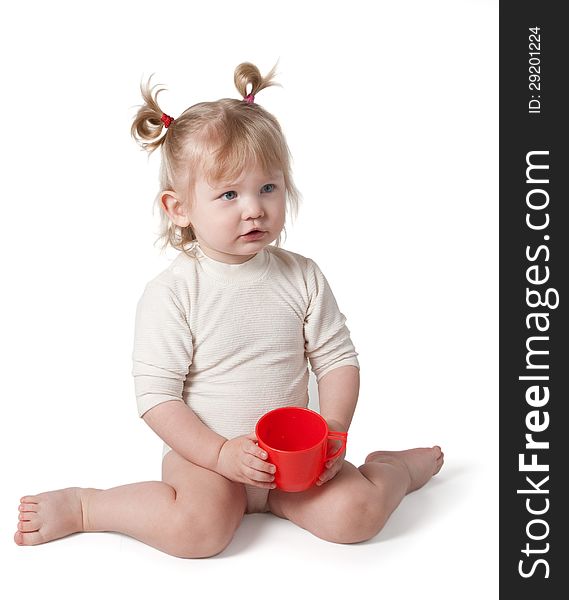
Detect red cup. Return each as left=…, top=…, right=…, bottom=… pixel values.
left=255, top=407, right=348, bottom=492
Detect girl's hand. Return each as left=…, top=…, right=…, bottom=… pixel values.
left=316, top=443, right=346, bottom=486
left=316, top=419, right=348, bottom=486
left=215, top=432, right=277, bottom=489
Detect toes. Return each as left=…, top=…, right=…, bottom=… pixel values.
left=14, top=496, right=43, bottom=546
left=20, top=496, right=39, bottom=504
left=365, top=451, right=380, bottom=463
left=18, top=518, right=40, bottom=533
left=14, top=529, right=44, bottom=546
left=434, top=452, right=445, bottom=475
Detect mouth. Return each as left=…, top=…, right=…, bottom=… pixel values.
left=241, top=229, right=266, bottom=238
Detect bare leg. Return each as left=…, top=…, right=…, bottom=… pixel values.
left=268, top=446, right=444, bottom=543
left=358, top=446, right=445, bottom=519
left=14, top=450, right=247, bottom=558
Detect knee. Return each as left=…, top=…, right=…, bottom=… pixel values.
left=325, top=487, right=386, bottom=544
left=168, top=488, right=246, bottom=558
left=169, top=508, right=238, bottom=559
left=187, top=517, right=236, bottom=558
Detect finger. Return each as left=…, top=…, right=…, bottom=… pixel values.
left=316, top=469, right=329, bottom=486
left=246, top=454, right=276, bottom=474
left=326, top=439, right=343, bottom=456
left=245, top=465, right=275, bottom=483
left=317, top=471, right=334, bottom=486
left=246, top=440, right=268, bottom=461
left=325, top=454, right=343, bottom=469
left=317, top=463, right=340, bottom=486
left=245, top=447, right=274, bottom=472
left=247, top=480, right=277, bottom=490
left=245, top=464, right=275, bottom=483
left=325, top=448, right=346, bottom=469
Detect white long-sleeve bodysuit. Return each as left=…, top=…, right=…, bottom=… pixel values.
left=131, top=242, right=360, bottom=513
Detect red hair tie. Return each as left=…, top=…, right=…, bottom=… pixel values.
left=244, top=94, right=255, bottom=104
left=161, top=113, right=174, bottom=128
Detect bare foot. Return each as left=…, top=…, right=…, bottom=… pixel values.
left=365, top=446, right=444, bottom=493
left=14, top=487, right=96, bottom=546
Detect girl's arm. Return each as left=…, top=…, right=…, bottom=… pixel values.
left=143, top=400, right=276, bottom=489
left=318, top=365, right=360, bottom=432
left=142, top=400, right=227, bottom=472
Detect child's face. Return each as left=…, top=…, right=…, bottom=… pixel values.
left=187, top=162, right=286, bottom=263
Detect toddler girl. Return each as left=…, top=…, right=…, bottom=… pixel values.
left=15, top=62, right=444, bottom=557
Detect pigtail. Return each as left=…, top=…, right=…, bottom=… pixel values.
left=130, top=73, right=172, bottom=154
left=233, top=60, right=282, bottom=101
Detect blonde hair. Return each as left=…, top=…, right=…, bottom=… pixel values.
left=130, top=61, right=302, bottom=257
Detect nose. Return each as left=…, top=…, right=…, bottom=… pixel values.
left=241, top=194, right=265, bottom=220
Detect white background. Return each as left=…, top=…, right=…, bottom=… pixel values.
left=0, top=1, right=498, bottom=598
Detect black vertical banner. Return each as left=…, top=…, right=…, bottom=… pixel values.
left=500, top=2, right=568, bottom=597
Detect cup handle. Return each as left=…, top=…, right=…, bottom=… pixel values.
left=326, top=430, right=348, bottom=461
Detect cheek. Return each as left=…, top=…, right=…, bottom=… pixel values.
left=201, top=206, right=228, bottom=224
left=275, top=197, right=287, bottom=219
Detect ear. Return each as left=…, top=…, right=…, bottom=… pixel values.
left=160, top=191, right=191, bottom=228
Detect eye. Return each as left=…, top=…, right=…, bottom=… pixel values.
left=261, top=183, right=276, bottom=193
left=220, top=190, right=237, bottom=201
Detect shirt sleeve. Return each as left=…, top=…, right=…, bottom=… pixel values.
left=131, top=280, right=193, bottom=418
left=303, top=258, right=360, bottom=383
